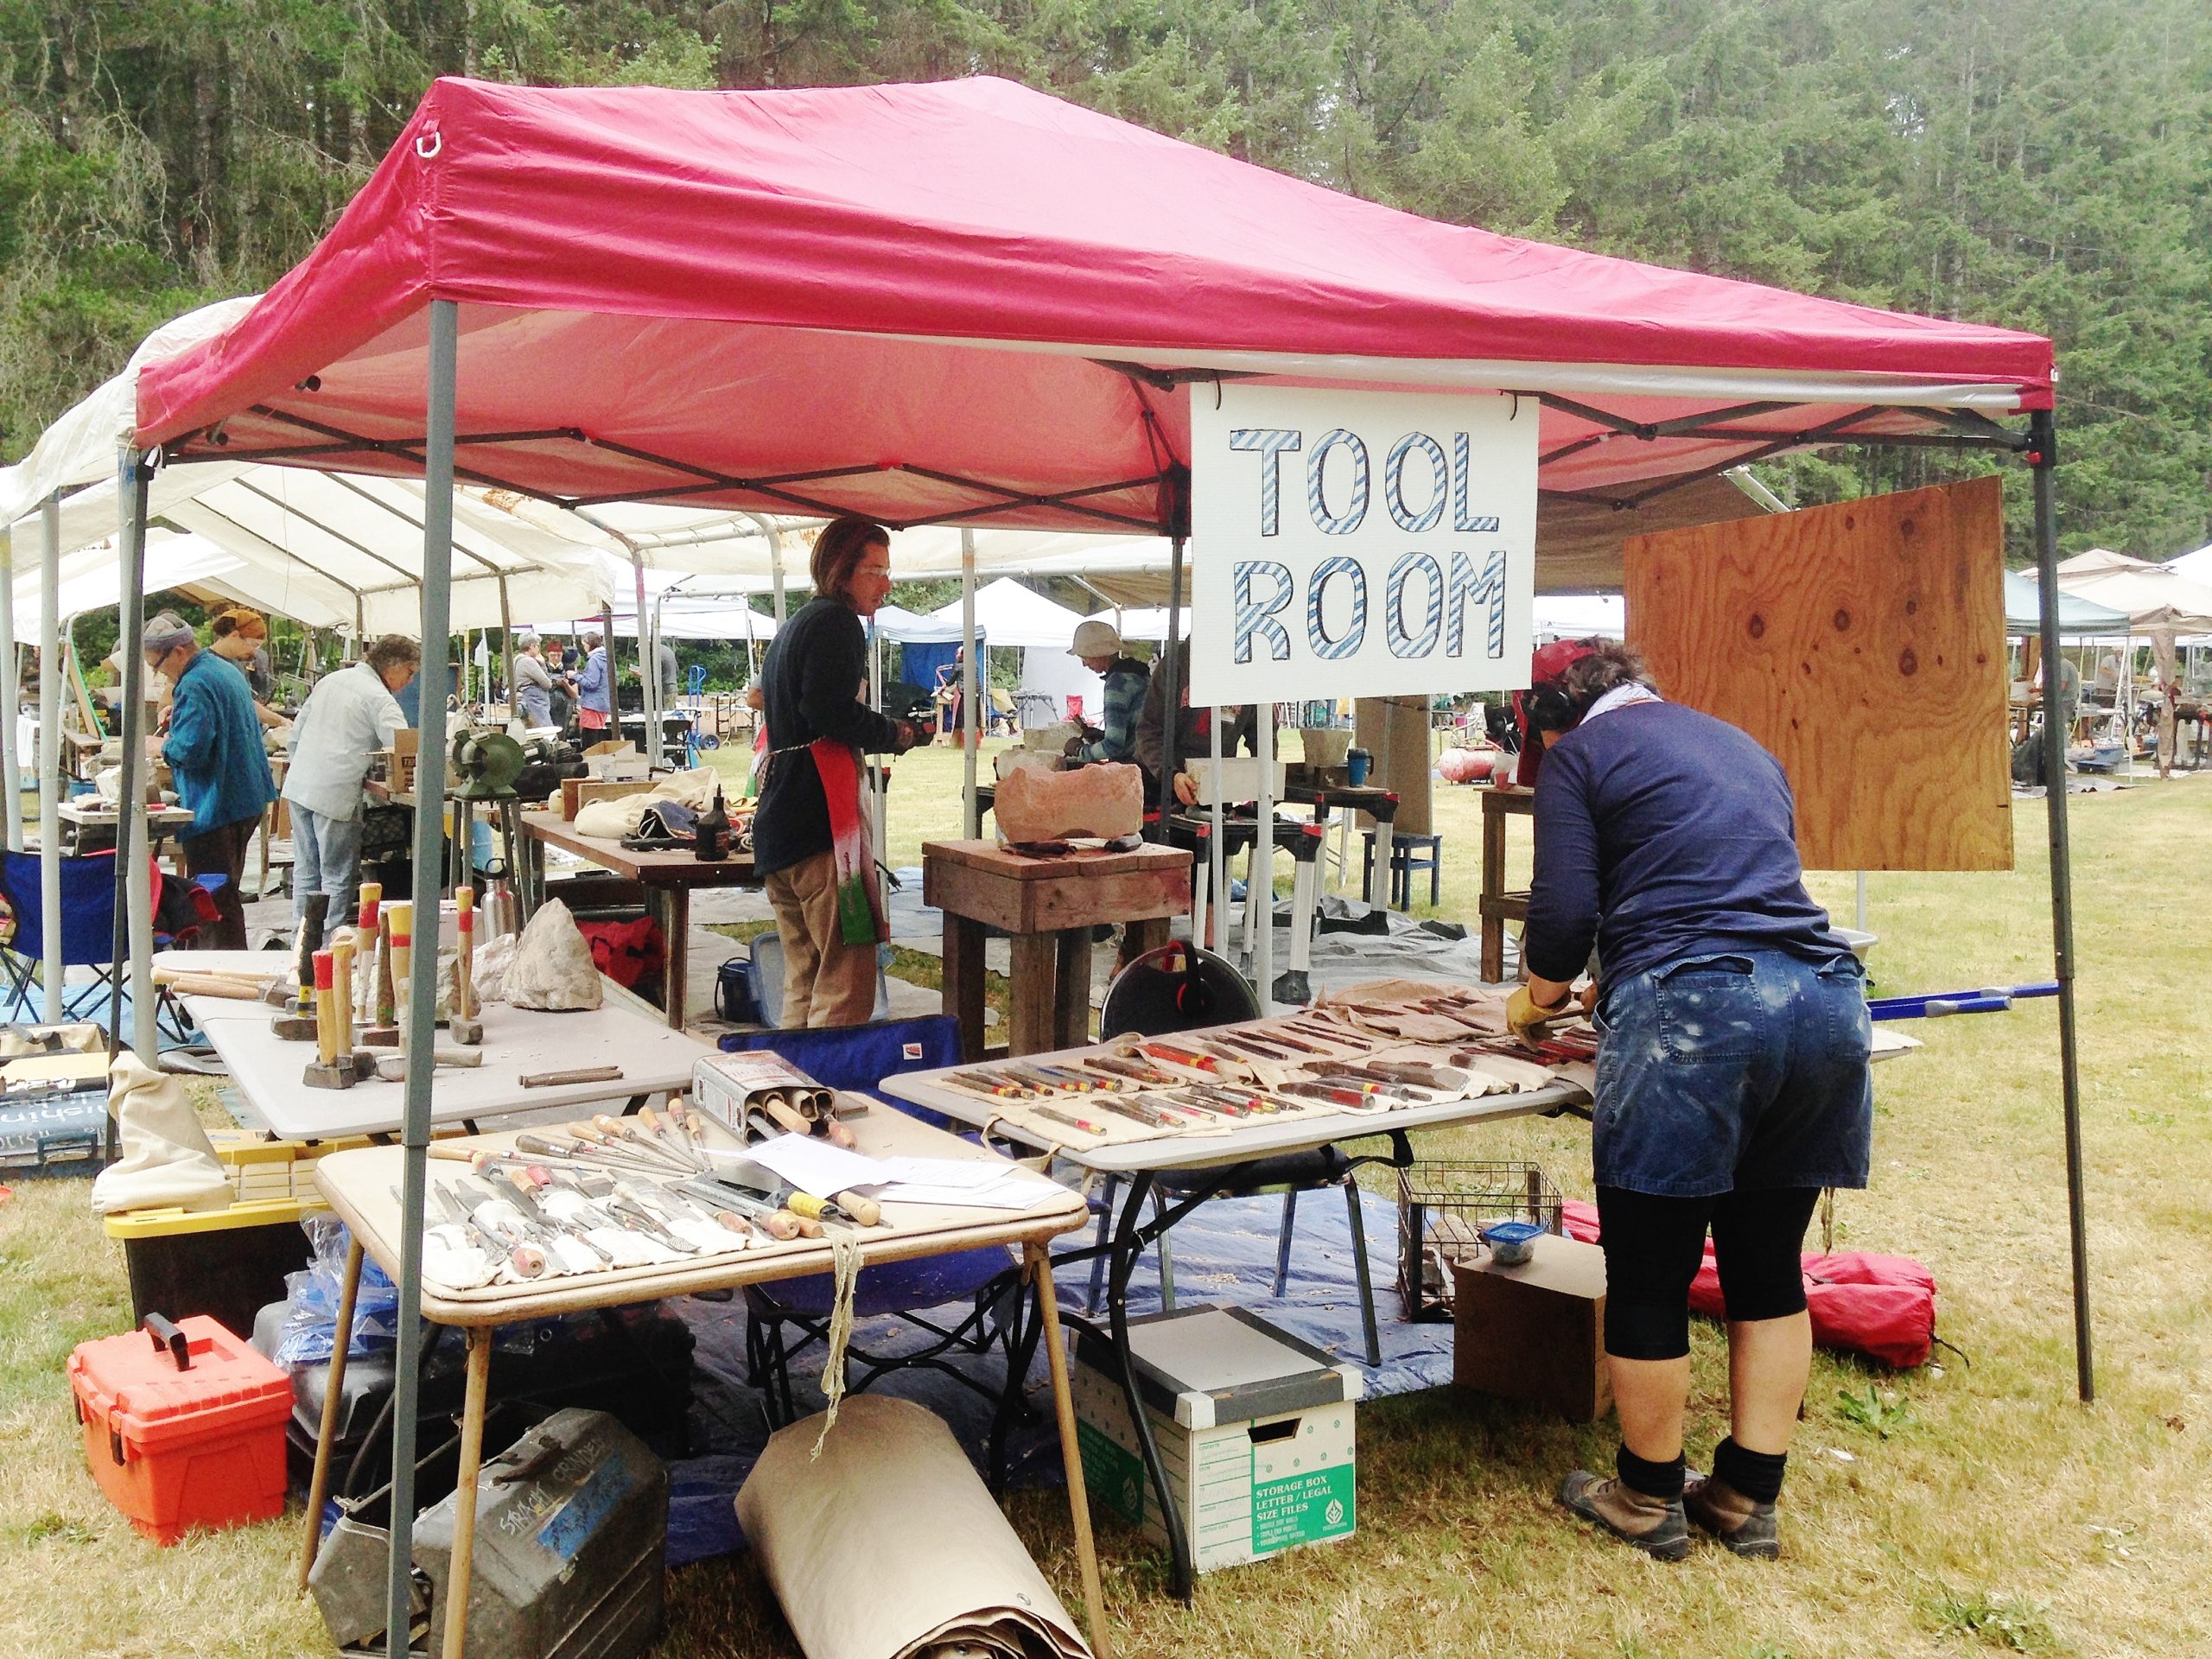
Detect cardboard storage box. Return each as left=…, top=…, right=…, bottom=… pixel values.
left=1452, top=1231, right=1611, bottom=1421
left=1072, top=1306, right=1360, bottom=1573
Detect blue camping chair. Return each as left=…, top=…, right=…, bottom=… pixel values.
left=0, top=850, right=214, bottom=1035
left=723, top=1016, right=1043, bottom=1484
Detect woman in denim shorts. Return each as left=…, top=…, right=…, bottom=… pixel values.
left=1504, top=641, right=1872, bottom=1561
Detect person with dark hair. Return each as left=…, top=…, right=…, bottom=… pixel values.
left=1512, top=639, right=1872, bottom=1563
left=150, top=612, right=276, bottom=950
left=753, top=516, right=929, bottom=1026
left=283, top=635, right=421, bottom=945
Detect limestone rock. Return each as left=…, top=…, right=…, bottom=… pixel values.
left=503, top=899, right=603, bottom=1011
left=995, top=760, right=1143, bottom=843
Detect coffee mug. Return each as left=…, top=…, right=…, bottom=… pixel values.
left=1345, top=747, right=1371, bottom=786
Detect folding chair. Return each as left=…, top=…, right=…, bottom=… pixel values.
left=0, top=850, right=213, bottom=1039
left=722, top=1015, right=1045, bottom=1482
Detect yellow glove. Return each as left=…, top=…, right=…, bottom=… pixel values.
left=1505, top=983, right=1573, bottom=1045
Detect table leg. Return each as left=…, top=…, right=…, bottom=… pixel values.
left=438, top=1326, right=493, bottom=1659
left=1028, top=1243, right=1112, bottom=1659
left=663, top=886, right=690, bottom=1030
left=1480, top=794, right=1508, bottom=982
left=299, top=1236, right=364, bottom=1592
left=1007, top=932, right=1058, bottom=1056
left=1121, top=917, right=1167, bottom=973
left=942, top=913, right=988, bottom=1061
left=1106, top=1171, right=1193, bottom=1599
left=1053, top=927, right=1090, bottom=1050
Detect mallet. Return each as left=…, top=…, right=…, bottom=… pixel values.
left=302, top=950, right=355, bottom=1090
left=448, top=887, right=483, bottom=1046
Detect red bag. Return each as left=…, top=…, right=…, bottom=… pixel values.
left=1562, top=1200, right=1938, bottom=1370
left=577, top=916, right=664, bottom=992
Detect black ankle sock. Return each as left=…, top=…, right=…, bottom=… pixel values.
left=1616, top=1445, right=1686, bottom=1500
left=1711, top=1437, right=1788, bottom=1503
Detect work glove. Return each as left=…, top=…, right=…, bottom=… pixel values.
left=1505, top=982, right=1574, bottom=1046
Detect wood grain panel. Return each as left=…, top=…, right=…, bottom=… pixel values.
left=1623, top=477, right=2011, bottom=872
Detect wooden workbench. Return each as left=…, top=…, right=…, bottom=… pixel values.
left=923, top=838, right=1192, bottom=1059
left=1478, top=785, right=1533, bottom=982
left=518, top=809, right=758, bottom=1028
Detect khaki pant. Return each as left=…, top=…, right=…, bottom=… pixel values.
left=763, top=849, right=878, bottom=1027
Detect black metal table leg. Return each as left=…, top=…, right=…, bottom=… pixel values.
left=1105, top=1170, right=1194, bottom=1599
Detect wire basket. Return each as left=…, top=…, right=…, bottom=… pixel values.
left=1396, top=1160, right=1563, bottom=1322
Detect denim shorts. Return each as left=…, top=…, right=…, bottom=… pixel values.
left=1591, top=949, right=1874, bottom=1198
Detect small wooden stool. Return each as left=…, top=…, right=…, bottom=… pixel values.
left=1361, top=829, right=1444, bottom=908
left=923, top=839, right=1193, bottom=1060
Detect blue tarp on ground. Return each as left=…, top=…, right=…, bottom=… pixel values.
left=664, top=1185, right=1449, bottom=1565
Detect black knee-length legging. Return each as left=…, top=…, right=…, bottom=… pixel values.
left=1595, top=1185, right=1821, bottom=1361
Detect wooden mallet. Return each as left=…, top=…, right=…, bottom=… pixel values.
left=449, top=887, right=483, bottom=1046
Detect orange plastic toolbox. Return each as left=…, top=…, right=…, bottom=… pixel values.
left=68, top=1314, right=293, bottom=1544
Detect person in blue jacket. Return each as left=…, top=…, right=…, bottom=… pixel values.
left=1509, top=639, right=1872, bottom=1563
left=150, top=612, right=276, bottom=949
left=575, top=630, right=613, bottom=734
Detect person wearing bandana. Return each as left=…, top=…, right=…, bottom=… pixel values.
left=1510, top=639, right=1872, bottom=1562
left=753, top=517, right=927, bottom=1027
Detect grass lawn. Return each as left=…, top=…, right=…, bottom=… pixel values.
left=3, top=742, right=2205, bottom=1658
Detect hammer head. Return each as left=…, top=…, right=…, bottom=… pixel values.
left=302, top=1060, right=358, bottom=1090
left=270, top=1014, right=321, bottom=1042
left=447, top=1017, right=484, bottom=1046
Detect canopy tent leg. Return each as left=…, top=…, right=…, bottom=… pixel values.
left=0, top=524, right=18, bottom=851
left=868, top=619, right=888, bottom=874
left=108, top=454, right=157, bottom=1056
left=496, top=575, right=515, bottom=728
left=1253, top=701, right=1273, bottom=1007
left=2030, top=409, right=2094, bottom=1404
left=1153, top=535, right=1185, bottom=838
left=38, top=493, right=62, bottom=1024
left=1208, top=709, right=1224, bottom=952
left=386, top=296, right=459, bottom=1658
left=961, top=529, right=979, bottom=838
left=631, top=548, right=659, bottom=767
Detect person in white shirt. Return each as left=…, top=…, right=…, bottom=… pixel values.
left=283, top=636, right=421, bottom=944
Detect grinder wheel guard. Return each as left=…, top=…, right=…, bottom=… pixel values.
left=1101, top=942, right=1260, bottom=1039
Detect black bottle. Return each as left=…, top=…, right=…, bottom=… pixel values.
left=696, top=785, right=732, bottom=861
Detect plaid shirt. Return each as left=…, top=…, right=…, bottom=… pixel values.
left=1077, top=657, right=1149, bottom=763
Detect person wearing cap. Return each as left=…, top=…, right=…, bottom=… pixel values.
left=512, top=632, right=556, bottom=728
left=207, top=607, right=285, bottom=729
left=149, top=613, right=277, bottom=950
left=575, top=630, right=613, bottom=734
left=283, top=636, right=422, bottom=945
left=1510, top=639, right=1871, bottom=1563
left=1065, top=620, right=1150, bottom=765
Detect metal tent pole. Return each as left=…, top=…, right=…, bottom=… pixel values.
left=38, top=493, right=63, bottom=1023
left=386, top=298, right=459, bottom=1655
left=115, top=454, right=157, bottom=1056
left=2030, top=409, right=2094, bottom=1403
left=0, top=522, right=18, bottom=850
left=961, top=530, right=979, bottom=838
left=1253, top=701, right=1273, bottom=1007
left=497, top=575, right=516, bottom=729
left=632, top=550, right=658, bottom=767
left=1154, top=536, right=1185, bottom=838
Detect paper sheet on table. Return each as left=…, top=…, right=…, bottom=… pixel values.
left=737, top=1395, right=1090, bottom=1659
left=861, top=1156, right=1065, bottom=1211
left=743, top=1132, right=890, bottom=1194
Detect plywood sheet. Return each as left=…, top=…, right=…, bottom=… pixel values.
left=1624, top=477, right=2011, bottom=872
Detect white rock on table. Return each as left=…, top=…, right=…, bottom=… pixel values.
left=995, top=760, right=1143, bottom=843
left=503, top=897, right=604, bottom=1011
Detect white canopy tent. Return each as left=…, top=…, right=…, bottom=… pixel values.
left=2055, top=549, right=2212, bottom=759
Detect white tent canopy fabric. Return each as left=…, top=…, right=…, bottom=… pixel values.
left=926, top=577, right=1085, bottom=650
left=2056, top=549, right=2212, bottom=637
left=7, top=529, right=318, bottom=627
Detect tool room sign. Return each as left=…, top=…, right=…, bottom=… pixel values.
left=1189, top=385, right=1537, bottom=705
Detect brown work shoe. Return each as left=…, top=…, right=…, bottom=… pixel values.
left=1557, top=1471, right=1690, bottom=1560
left=1683, top=1472, right=1781, bottom=1559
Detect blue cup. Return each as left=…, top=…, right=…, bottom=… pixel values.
left=1345, top=747, right=1371, bottom=786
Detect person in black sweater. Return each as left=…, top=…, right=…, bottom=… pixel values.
left=753, top=517, right=926, bottom=1026
left=1510, top=641, right=1871, bottom=1563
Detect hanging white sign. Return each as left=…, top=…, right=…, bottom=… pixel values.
left=1188, top=385, right=1537, bottom=705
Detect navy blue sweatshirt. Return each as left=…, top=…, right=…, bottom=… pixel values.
left=1523, top=700, right=1850, bottom=988
left=753, top=597, right=903, bottom=880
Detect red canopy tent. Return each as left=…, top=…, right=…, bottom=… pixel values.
left=111, top=76, right=2085, bottom=1637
